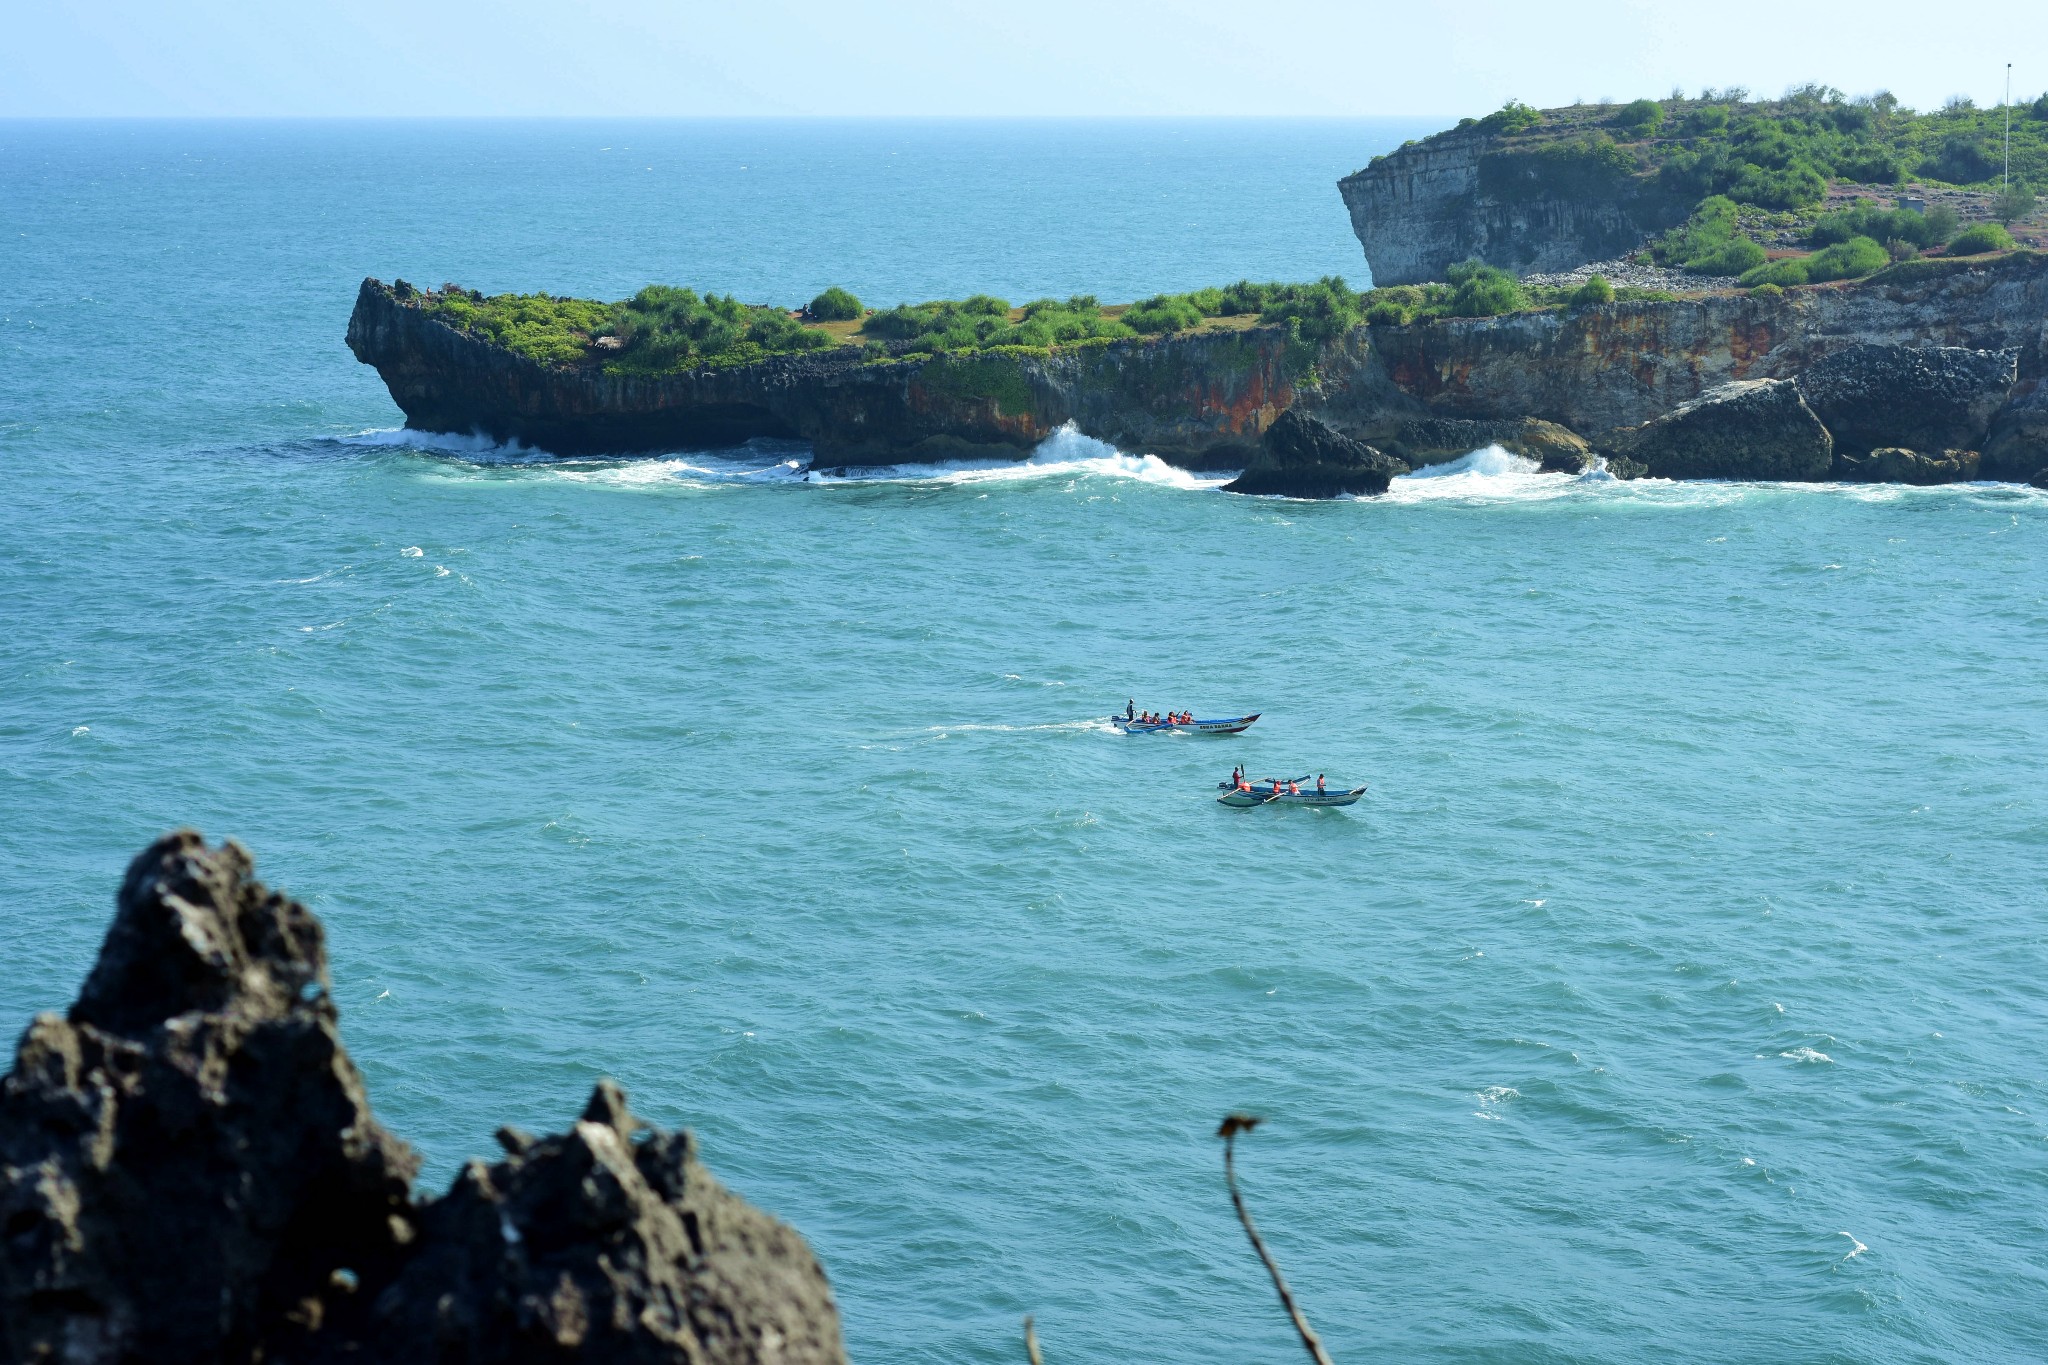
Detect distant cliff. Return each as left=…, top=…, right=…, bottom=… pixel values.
left=1338, top=123, right=1692, bottom=286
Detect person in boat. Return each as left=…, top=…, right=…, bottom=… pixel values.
left=1231, top=765, right=1242, bottom=787
left=1288, top=781, right=1301, bottom=795
left=1316, top=773, right=1326, bottom=793
left=1126, top=699, right=1135, bottom=721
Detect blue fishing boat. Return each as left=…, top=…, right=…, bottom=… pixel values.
left=1216, top=776, right=1366, bottom=807
left=1111, top=712, right=1259, bottom=735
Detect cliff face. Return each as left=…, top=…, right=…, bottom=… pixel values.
left=347, top=282, right=1297, bottom=468
left=348, top=255, right=2048, bottom=482
left=0, top=833, right=846, bottom=1365
left=1336, top=131, right=1692, bottom=286
left=1315, top=254, right=2048, bottom=437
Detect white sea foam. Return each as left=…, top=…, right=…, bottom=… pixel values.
left=809, top=423, right=1227, bottom=491
left=1838, top=1232, right=1868, bottom=1259
left=1779, top=1046, right=1834, bottom=1064
left=1381, top=446, right=1609, bottom=505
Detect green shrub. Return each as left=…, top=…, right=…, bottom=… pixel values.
left=1259, top=276, right=1366, bottom=341
left=1750, top=282, right=1785, bottom=298
left=1650, top=195, right=1739, bottom=264
left=1445, top=260, right=1526, bottom=317
left=1218, top=280, right=1275, bottom=315
left=1810, top=202, right=1949, bottom=248
left=1803, top=235, right=1891, bottom=281
left=1122, top=294, right=1206, bottom=334
left=1614, top=98, right=1664, bottom=135
left=1739, top=258, right=1811, bottom=287
left=1947, top=222, right=2017, bottom=254
left=807, top=286, right=862, bottom=321
left=1925, top=205, right=1960, bottom=243
left=1728, top=159, right=1826, bottom=210
left=1571, top=275, right=1616, bottom=305
left=862, top=295, right=1128, bottom=351
left=1477, top=100, right=1542, bottom=135
left=1920, top=135, right=1997, bottom=185
left=1685, top=238, right=1767, bottom=274
left=420, top=283, right=848, bottom=374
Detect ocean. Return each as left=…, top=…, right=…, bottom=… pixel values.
left=3, top=118, right=2046, bottom=1364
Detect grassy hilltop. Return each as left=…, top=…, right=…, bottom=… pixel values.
left=1371, top=84, right=2045, bottom=288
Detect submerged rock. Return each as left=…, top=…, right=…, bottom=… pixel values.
left=1833, top=447, right=1982, bottom=485
left=1796, top=344, right=2018, bottom=458
left=0, top=833, right=846, bottom=1365
left=1224, top=410, right=1406, bottom=498
left=1379, top=416, right=1594, bottom=473
left=1604, top=379, right=1833, bottom=482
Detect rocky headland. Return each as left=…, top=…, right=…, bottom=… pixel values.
left=0, top=833, right=845, bottom=1365
left=349, top=251, right=2048, bottom=495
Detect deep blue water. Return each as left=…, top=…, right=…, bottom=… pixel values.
left=3, top=120, right=2047, bottom=1364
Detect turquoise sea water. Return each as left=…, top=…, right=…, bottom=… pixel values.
left=4, top=120, right=2047, bottom=1363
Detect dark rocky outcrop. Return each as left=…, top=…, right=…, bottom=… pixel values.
left=1796, top=344, right=2018, bottom=457
left=340, top=1081, right=842, bottom=1364
left=1603, top=379, right=1834, bottom=481
left=1223, top=410, right=1405, bottom=497
left=1834, top=447, right=1982, bottom=484
left=1982, top=380, right=2048, bottom=483
left=1378, top=416, right=1595, bottom=472
left=1, top=833, right=846, bottom=1365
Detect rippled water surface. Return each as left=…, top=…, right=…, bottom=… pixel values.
left=4, top=121, right=2047, bottom=1364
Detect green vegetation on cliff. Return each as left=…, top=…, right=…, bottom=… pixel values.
left=1402, top=86, right=2048, bottom=227
left=861, top=295, right=1133, bottom=351
left=418, top=284, right=834, bottom=372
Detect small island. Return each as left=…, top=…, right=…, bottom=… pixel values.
left=348, top=88, right=2048, bottom=495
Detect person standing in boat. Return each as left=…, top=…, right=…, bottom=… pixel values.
left=1126, top=699, right=1135, bottom=721
left=1316, top=774, right=1326, bottom=794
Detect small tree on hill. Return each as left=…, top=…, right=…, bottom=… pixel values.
left=806, top=287, right=863, bottom=321
left=1994, top=182, right=2038, bottom=225
left=1614, top=98, right=1665, bottom=136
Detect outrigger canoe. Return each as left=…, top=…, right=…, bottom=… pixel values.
left=1112, top=713, right=1259, bottom=735
left=1217, top=776, right=1367, bottom=808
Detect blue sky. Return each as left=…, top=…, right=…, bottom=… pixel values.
left=6, top=0, right=2044, bottom=118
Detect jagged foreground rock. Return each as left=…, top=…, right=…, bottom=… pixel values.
left=0, top=833, right=846, bottom=1365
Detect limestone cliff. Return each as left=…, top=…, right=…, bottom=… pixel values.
left=1337, top=127, right=1692, bottom=286
left=348, top=281, right=1297, bottom=468
left=1315, top=253, right=2048, bottom=439
left=348, top=254, right=2048, bottom=485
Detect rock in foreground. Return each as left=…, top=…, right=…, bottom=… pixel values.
left=0, top=833, right=846, bottom=1365
left=1224, top=410, right=1406, bottom=498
